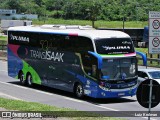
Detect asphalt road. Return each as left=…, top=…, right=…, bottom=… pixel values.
left=0, top=60, right=160, bottom=120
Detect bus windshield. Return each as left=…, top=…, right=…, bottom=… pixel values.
left=101, top=58, right=137, bottom=80
left=95, top=38, right=134, bottom=54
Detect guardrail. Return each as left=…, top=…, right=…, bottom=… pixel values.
left=137, top=57, right=160, bottom=67
left=138, top=57, right=160, bottom=62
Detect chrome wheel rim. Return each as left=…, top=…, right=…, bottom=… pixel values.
left=76, top=85, right=83, bottom=97
left=28, top=75, right=32, bottom=86
left=20, top=73, right=25, bottom=84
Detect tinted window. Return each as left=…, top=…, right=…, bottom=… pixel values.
left=38, top=35, right=94, bottom=52
left=102, top=58, right=137, bottom=80
left=8, top=31, right=94, bottom=53
left=81, top=53, right=99, bottom=78
left=65, top=36, right=94, bottom=53
left=149, top=71, right=160, bottom=79
left=95, top=38, right=134, bottom=54
left=26, top=32, right=39, bottom=47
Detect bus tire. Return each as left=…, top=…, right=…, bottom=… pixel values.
left=27, top=73, right=33, bottom=87
left=19, top=72, right=26, bottom=85
left=74, top=83, right=84, bottom=98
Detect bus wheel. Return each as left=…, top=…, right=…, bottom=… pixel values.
left=19, top=72, right=26, bottom=85
left=27, top=74, right=33, bottom=87
left=75, top=83, right=84, bottom=98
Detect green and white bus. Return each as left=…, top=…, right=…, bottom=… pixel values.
left=8, top=25, right=140, bottom=98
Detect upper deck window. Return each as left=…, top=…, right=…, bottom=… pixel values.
left=95, top=38, right=134, bottom=54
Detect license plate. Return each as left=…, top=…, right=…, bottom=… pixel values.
left=118, top=93, right=125, bottom=96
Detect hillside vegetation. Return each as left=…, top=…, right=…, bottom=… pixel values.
left=0, top=0, right=159, bottom=22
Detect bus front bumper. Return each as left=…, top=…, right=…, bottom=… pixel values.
left=84, top=84, right=138, bottom=98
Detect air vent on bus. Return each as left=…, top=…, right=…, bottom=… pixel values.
left=41, top=24, right=94, bottom=30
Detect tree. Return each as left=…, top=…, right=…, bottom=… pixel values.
left=85, top=0, right=102, bottom=28
left=6, top=0, right=21, bottom=13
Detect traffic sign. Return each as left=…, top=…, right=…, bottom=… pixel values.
left=152, top=19, right=160, bottom=29
left=152, top=37, right=160, bottom=47
left=149, top=11, right=160, bottom=54
left=136, top=79, right=160, bottom=108
left=149, top=37, right=160, bottom=53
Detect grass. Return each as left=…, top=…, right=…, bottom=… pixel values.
left=0, top=97, right=122, bottom=120
left=33, top=18, right=148, bottom=28
left=0, top=36, right=7, bottom=41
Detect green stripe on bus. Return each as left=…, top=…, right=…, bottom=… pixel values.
left=22, top=61, right=41, bottom=85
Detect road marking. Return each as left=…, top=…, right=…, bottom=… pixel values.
left=93, top=104, right=119, bottom=111
left=63, top=97, right=83, bottom=103
left=30, top=88, right=54, bottom=96
left=0, top=92, right=23, bottom=101
left=0, top=70, right=7, bottom=72
left=0, top=81, right=29, bottom=90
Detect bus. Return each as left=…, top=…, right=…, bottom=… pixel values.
left=8, top=25, right=139, bottom=98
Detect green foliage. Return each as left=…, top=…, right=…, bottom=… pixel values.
left=0, top=0, right=159, bottom=21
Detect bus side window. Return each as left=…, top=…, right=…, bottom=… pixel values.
left=81, top=54, right=98, bottom=78
left=81, top=54, right=92, bottom=75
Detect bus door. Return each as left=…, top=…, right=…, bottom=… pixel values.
left=81, top=52, right=102, bottom=80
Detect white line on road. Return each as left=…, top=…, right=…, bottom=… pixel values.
left=93, top=104, right=119, bottom=111
left=0, top=81, right=28, bottom=90
left=0, top=92, right=23, bottom=101
left=0, top=70, right=7, bottom=72
left=63, top=97, right=83, bottom=103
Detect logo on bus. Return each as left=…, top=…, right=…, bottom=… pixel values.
left=30, top=50, right=64, bottom=62
left=102, top=46, right=130, bottom=50
left=10, top=34, right=29, bottom=42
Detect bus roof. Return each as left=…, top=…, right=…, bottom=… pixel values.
left=8, top=25, right=130, bottom=40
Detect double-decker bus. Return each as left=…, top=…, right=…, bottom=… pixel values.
left=8, top=25, right=139, bottom=98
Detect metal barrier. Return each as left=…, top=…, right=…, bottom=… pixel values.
left=137, top=57, right=160, bottom=67
left=138, top=57, right=160, bottom=62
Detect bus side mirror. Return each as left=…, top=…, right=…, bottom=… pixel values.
left=144, top=77, right=149, bottom=79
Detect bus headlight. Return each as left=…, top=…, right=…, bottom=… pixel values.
left=105, top=83, right=111, bottom=89
left=129, top=64, right=135, bottom=74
